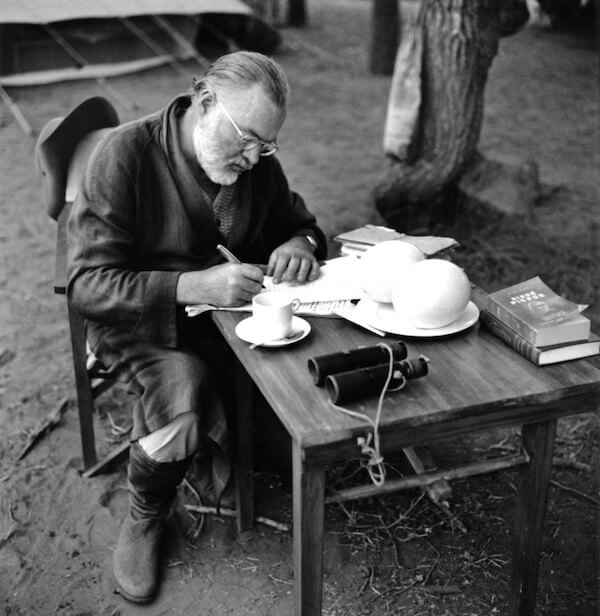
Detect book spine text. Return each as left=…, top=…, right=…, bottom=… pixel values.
left=479, top=310, right=541, bottom=365
left=487, top=300, right=537, bottom=344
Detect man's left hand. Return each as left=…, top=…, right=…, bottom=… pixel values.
left=267, top=236, right=320, bottom=284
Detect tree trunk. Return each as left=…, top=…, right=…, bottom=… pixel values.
left=369, top=0, right=400, bottom=75
left=288, top=0, right=308, bottom=26
left=373, top=0, right=528, bottom=230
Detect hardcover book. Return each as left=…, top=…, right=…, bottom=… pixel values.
left=479, top=310, right=600, bottom=366
left=487, top=276, right=589, bottom=346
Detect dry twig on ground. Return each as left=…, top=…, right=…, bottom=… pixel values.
left=550, top=479, right=599, bottom=506
left=16, top=397, right=69, bottom=461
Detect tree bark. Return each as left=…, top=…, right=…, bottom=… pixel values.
left=288, top=0, right=308, bottom=26
left=373, top=0, right=528, bottom=230
left=369, top=0, right=400, bottom=75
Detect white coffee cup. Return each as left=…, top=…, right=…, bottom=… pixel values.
left=252, top=293, right=300, bottom=340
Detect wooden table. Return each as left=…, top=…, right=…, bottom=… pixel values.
left=212, top=289, right=600, bottom=616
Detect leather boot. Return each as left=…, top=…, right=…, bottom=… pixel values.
left=113, top=441, right=192, bottom=603
left=189, top=454, right=236, bottom=511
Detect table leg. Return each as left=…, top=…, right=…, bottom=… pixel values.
left=509, top=419, right=557, bottom=616
left=234, top=359, right=255, bottom=532
left=293, top=441, right=326, bottom=616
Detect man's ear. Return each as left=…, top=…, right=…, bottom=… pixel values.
left=196, top=89, right=216, bottom=116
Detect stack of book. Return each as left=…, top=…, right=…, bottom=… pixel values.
left=480, top=276, right=599, bottom=366
left=333, top=224, right=458, bottom=257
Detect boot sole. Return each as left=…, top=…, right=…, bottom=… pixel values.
left=113, top=574, right=155, bottom=604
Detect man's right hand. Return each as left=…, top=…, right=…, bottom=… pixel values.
left=176, top=263, right=264, bottom=306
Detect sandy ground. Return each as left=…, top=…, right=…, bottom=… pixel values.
left=0, top=1, right=598, bottom=615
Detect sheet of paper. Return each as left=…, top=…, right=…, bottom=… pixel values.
left=262, top=256, right=364, bottom=302
left=398, top=233, right=458, bottom=256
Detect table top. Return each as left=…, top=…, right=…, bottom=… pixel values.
left=212, top=289, right=600, bottom=464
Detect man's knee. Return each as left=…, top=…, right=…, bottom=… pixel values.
left=138, top=412, right=200, bottom=462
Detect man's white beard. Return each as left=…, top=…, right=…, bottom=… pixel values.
left=192, top=122, right=239, bottom=186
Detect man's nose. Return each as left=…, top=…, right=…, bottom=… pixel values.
left=243, top=147, right=261, bottom=167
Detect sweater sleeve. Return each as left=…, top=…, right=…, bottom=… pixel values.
left=66, top=132, right=180, bottom=348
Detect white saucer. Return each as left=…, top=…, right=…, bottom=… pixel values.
left=354, top=299, right=480, bottom=337
left=235, top=315, right=311, bottom=347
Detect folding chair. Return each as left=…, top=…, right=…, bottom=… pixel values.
left=35, top=97, right=130, bottom=477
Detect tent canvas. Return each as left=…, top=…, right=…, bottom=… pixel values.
left=0, top=0, right=253, bottom=86
left=0, top=0, right=251, bottom=25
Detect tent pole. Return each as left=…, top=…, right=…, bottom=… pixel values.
left=119, top=18, right=192, bottom=80
left=151, top=15, right=210, bottom=71
left=0, top=85, right=34, bottom=136
left=196, top=19, right=240, bottom=53
left=43, top=25, right=138, bottom=111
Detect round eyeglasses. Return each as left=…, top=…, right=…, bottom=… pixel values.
left=216, top=97, right=279, bottom=157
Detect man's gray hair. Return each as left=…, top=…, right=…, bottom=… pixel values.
left=192, top=51, right=289, bottom=109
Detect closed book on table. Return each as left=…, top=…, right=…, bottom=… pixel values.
left=334, top=225, right=403, bottom=247
left=333, top=225, right=458, bottom=256
left=487, top=276, right=589, bottom=346
left=479, top=310, right=600, bottom=366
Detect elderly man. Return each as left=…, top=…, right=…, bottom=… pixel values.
left=67, top=51, right=326, bottom=603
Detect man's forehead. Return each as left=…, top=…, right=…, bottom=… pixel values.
left=220, top=84, right=280, bottom=113
left=220, top=85, right=285, bottom=140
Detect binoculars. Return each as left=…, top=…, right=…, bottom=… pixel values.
left=308, top=342, right=429, bottom=404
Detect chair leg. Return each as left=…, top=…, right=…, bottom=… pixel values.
left=67, top=304, right=97, bottom=470
left=82, top=440, right=130, bottom=478
left=234, top=359, right=255, bottom=531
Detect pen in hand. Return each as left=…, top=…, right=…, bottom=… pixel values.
left=216, top=243, right=242, bottom=264
left=216, top=244, right=266, bottom=289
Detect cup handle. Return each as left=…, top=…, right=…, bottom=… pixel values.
left=291, top=298, right=301, bottom=313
